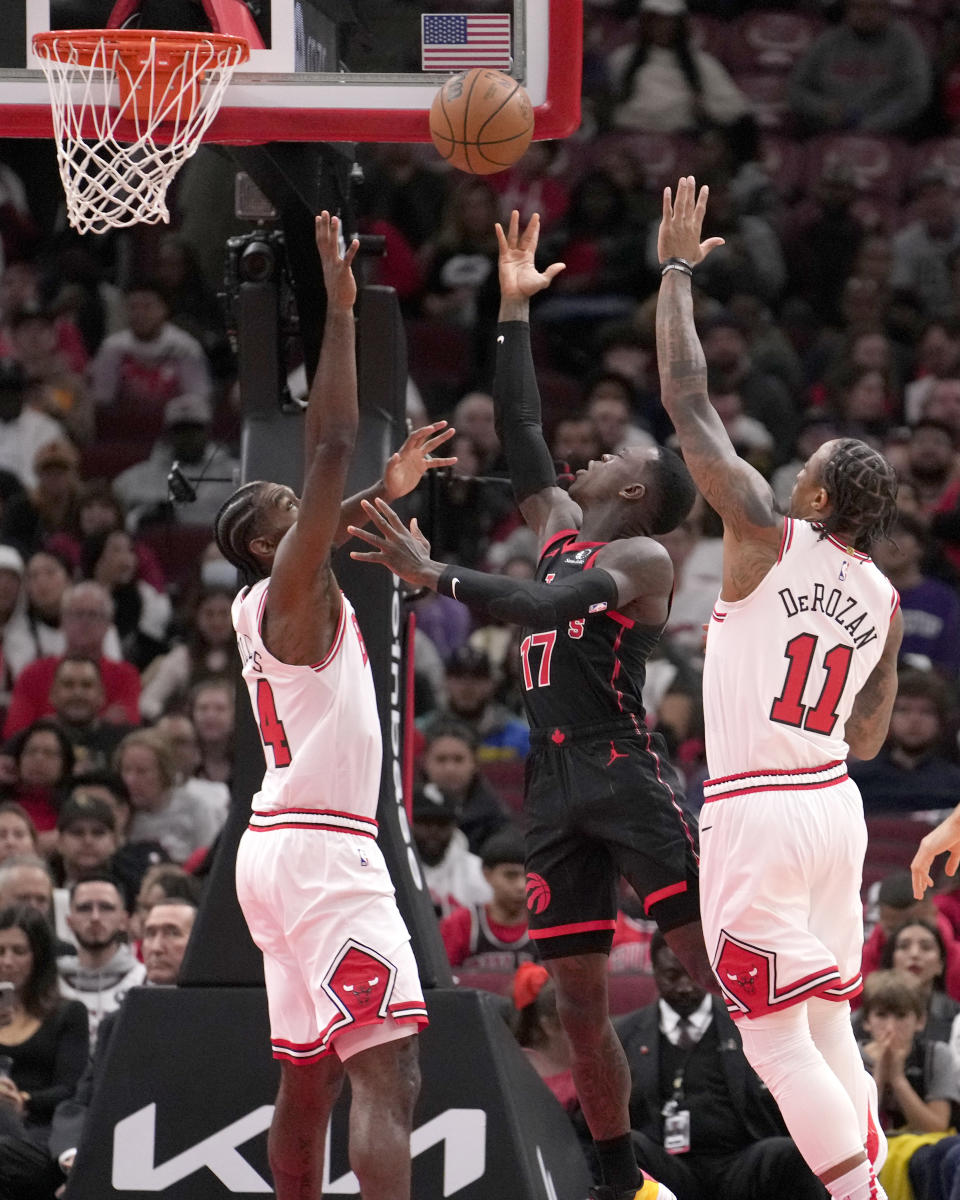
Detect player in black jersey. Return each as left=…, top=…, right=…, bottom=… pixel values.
left=349, top=211, right=712, bottom=1200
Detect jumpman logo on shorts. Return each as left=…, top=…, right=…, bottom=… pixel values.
left=607, top=741, right=629, bottom=767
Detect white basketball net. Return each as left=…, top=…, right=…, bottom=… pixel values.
left=33, top=31, right=248, bottom=235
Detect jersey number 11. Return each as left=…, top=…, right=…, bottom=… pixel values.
left=770, top=632, right=853, bottom=737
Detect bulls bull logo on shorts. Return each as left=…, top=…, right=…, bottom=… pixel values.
left=324, top=940, right=397, bottom=1021
left=712, top=932, right=776, bottom=1017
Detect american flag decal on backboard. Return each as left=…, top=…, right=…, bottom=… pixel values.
left=421, top=13, right=512, bottom=71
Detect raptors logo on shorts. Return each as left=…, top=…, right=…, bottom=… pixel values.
left=526, top=872, right=551, bottom=914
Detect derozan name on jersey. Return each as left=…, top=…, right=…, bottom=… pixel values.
left=777, top=584, right=878, bottom=649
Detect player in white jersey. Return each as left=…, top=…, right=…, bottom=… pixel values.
left=213, top=212, right=455, bottom=1200
left=656, top=178, right=903, bottom=1200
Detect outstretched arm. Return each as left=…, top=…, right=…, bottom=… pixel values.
left=493, top=211, right=574, bottom=541
left=271, top=213, right=359, bottom=595
left=656, top=178, right=780, bottom=543
left=333, top=420, right=458, bottom=547
left=348, top=498, right=622, bottom=626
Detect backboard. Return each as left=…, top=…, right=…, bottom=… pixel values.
left=0, top=0, right=580, bottom=144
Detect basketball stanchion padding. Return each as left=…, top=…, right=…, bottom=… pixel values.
left=32, top=29, right=249, bottom=234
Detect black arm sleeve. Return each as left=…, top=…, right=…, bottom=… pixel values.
left=438, top=564, right=618, bottom=625
left=493, top=320, right=558, bottom=501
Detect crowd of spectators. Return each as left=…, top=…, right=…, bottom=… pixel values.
left=3, top=0, right=960, bottom=1194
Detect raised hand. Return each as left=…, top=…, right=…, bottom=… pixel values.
left=315, top=211, right=359, bottom=310
left=383, top=421, right=459, bottom=501
left=658, top=176, right=726, bottom=268
left=495, top=210, right=565, bottom=301
left=348, top=498, right=439, bottom=589
left=911, top=808, right=960, bottom=899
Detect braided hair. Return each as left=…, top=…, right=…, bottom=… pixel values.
left=213, top=481, right=270, bottom=586
left=818, top=438, right=898, bottom=553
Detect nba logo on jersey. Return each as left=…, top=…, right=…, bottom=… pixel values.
left=839, top=559, right=849, bottom=581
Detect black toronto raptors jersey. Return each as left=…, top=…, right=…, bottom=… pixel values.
left=520, top=529, right=663, bottom=731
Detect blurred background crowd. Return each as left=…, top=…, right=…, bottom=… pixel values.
left=5, top=0, right=960, bottom=1194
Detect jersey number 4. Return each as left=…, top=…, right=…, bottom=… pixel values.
left=770, top=632, right=853, bottom=736
left=256, top=679, right=292, bottom=767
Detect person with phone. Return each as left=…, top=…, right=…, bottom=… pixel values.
left=0, top=905, right=87, bottom=1199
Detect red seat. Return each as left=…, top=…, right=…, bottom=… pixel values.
left=453, top=969, right=514, bottom=997
left=94, top=399, right=165, bottom=442
left=480, top=760, right=526, bottom=814
left=736, top=73, right=791, bottom=132
left=805, top=134, right=909, bottom=202
left=725, top=10, right=823, bottom=74
left=607, top=971, right=658, bottom=1015
left=136, top=524, right=216, bottom=592
left=862, top=816, right=934, bottom=890
left=79, top=440, right=153, bottom=482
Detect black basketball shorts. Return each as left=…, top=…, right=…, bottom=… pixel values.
left=523, top=722, right=702, bottom=960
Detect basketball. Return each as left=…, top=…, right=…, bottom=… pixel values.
left=429, top=68, right=534, bottom=175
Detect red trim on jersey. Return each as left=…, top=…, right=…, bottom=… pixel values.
left=310, top=598, right=346, bottom=671
left=583, top=547, right=606, bottom=569
left=387, top=1002, right=429, bottom=1022
left=776, top=518, right=793, bottom=563
left=711, top=608, right=727, bottom=623
left=644, top=731, right=699, bottom=865
left=248, top=821, right=378, bottom=837
left=273, top=1046, right=330, bottom=1063
left=706, top=760, right=845, bottom=788
left=539, top=529, right=578, bottom=559
left=606, top=609, right=636, bottom=629
left=821, top=529, right=871, bottom=561
left=564, top=540, right=606, bottom=552
left=610, top=621, right=628, bottom=711
left=530, top=918, right=618, bottom=939
left=643, top=881, right=688, bottom=914
left=248, top=807, right=378, bottom=837
left=252, top=807, right=378, bottom=826
left=704, top=775, right=847, bottom=803
left=821, top=973, right=863, bottom=999
left=724, top=964, right=850, bottom=1021
left=891, top=589, right=901, bottom=615
left=272, top=1033, right=327, bottom=1051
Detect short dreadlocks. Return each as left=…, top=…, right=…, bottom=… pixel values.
left=817, top=438, right=898, bottom=553
left=213, top=481, right=271, bottom=586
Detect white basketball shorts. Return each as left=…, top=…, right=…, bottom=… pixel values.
left=699, top=762, right=866, bottom=1021
left=236, top=808, right=428, bottom=1063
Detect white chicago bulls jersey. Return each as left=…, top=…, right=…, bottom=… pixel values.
left=231, top=579, right=382, bottom=820
left=702, top=519, right=899, bottom=779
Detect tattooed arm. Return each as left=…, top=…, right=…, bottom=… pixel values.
left=845, top=607, right=903, bottom=760
left=655, top=177, right=781, bottom=545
